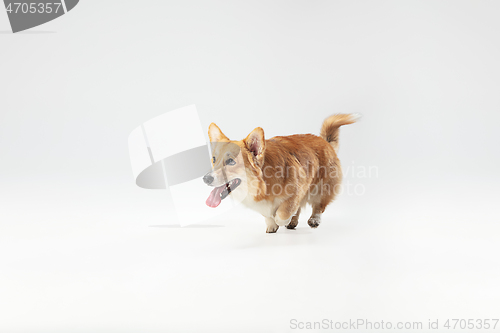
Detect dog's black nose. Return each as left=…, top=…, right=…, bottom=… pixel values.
left=203, top=173, right=214, bottom=185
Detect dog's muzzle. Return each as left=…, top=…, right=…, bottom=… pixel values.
left=204, top=175, right=242, bottom=208
left=203, top=173, right=214, bottom=185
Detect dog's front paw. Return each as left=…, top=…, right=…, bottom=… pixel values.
left=286, top=218, right=298, bottom=229
left=307, top=216, right=321, bottom=228
left=266, top=224, right=279, bottom=233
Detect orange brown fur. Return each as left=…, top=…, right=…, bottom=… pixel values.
left=207, top=114, right=359, bottom=233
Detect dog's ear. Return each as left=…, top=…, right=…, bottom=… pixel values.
left=244, top=127, right=265, bottom=161
left=208, top=123, right=229, bottom=142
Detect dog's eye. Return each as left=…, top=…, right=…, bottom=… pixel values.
left=212, top=156, right=216, bottom=163
left=226, top=158, right=236, bottom=166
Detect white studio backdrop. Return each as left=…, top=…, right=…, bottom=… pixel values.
left=1, top=1, right=499, bottom=332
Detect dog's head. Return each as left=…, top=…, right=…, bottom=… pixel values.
left=204, top=123, right=266, bottom=207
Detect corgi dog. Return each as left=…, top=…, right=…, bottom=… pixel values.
left=203, top=114, right=360, bottom=233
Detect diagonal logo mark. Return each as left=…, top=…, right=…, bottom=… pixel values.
left=3, top=0, right=79, bottom=33
left=128, top=105, right=248, bottom=227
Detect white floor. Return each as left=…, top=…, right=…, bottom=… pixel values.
left=1, top=178, right=499, bottom=333
left=1, top=2, right=500, bottom=331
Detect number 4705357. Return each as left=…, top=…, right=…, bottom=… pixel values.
left=5, top=2, right=62, bottom=14
left=444, top=319, right=499, bottom=330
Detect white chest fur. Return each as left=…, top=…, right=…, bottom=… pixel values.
left=240, top=195, right=281, bottom=218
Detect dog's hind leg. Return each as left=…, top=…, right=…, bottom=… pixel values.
left=307, top=204, right=324, bottom=228
left=307, top=189, right=331, bottom=228
left=286, top=207, right=301, bottom=229
left=307, top=178, right=340, bottom=228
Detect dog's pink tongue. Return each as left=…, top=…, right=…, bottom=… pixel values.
left=206, top=185, right=225, bottom=208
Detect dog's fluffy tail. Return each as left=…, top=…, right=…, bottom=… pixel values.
left=320, top=113, right=361, bottom=152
